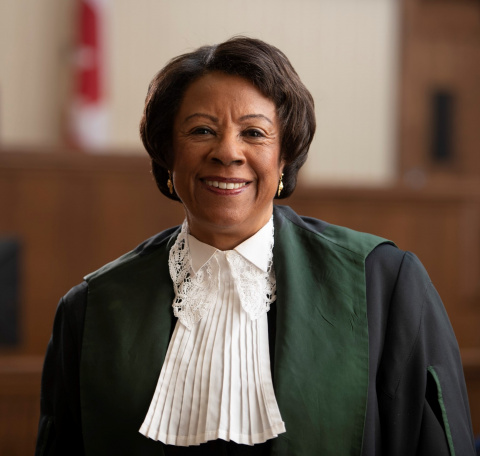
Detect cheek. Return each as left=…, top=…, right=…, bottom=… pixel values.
left=260, top=155, right=282, bottom=184
left=172, top=135, right=196, bottom=163
left=265, top=152, right=283, bottom=179
left=172, top=145, right=199, bottom=176
left=258, top=164, right=282, bottom=195
left=171, top=144, right=188, bottom=169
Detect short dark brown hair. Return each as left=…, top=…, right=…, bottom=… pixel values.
left=140, top=36, right=316, bottom=200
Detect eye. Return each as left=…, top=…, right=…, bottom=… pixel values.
left=243, top=129, right=265, bottom=138
left=191, top=127, right=214, bottom=135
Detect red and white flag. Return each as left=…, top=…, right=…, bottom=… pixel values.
left=69, top=0, right=109, bottom=150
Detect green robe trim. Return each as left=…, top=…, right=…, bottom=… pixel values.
left=427, top=366, right=456, bottom=456
left=80, top=206, right=390, bottom=455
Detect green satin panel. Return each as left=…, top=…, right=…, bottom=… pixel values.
left=270, top=211, right=389, bottom=455
left=80, top=207, right=388, bottom=455
left=81, top=233, right=177, bottom=455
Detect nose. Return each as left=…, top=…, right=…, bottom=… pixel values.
left=210, top=133, right=245, bottom=166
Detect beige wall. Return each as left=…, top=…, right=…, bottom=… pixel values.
left=0, top=0, right=73, bottom=149
left=0, top=0, right=398, bottom=185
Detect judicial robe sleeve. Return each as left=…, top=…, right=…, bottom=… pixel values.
left=35, top=282, right=87, bottom=456
left=364, top=245, right=475, bottom=455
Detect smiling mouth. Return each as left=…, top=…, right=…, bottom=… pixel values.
left=205, top=180, right=247, bottom=190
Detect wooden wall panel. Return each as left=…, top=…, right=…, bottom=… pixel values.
left=400, top=0, right=480, bottom=180
left=0, top=152, right=185, bottom=356
left=0, top=357, right=42, bottom=456
left=1, top=151, right=480, bottom=448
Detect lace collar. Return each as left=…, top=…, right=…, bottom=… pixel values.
left=168, top=218, right=276, bottom=330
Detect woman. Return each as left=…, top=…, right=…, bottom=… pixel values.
left=36, top=37, right=475, bottom=455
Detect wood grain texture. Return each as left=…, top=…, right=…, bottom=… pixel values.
left=1, top=149, right=480, bottom=448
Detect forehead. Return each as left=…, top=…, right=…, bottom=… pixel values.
left=176, top=72, right=277, bottom=120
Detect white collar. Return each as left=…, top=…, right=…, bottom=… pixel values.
left=169, top=217, right=276, bottom=329
left=188, top=217, right=274, bottom=274
left=141, top=214, right=284, bottom=445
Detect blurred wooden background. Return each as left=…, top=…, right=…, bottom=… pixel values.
left=1, top=151, right=480, bottom=454
left=1, top=0, right=480, bottom=454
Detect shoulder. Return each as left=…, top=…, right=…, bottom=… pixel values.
left=274, top=205, right=435, bottom=322
left=365, top=243, right=419, bottom=289
left=53, top=281, right=89, bottom=331
left=366, top=244, right=434, bottom=317
left=274, top=205, right=393, bottom=259
left=365, top=242, right=435, bottom=331
left=62, top=281, right=89, bottom=316
left=367, top=244, right=452, bottom=388
left=84, top=225, right=180, bottom=284
left=56, top=225, right=180, bottom=317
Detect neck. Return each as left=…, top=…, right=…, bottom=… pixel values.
left=186, top=212, right=273, bottom=251
left=189, top=229, right=253, bottom=251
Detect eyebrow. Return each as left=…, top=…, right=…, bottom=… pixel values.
left=182, top=113, right=273, bottom=125
left=239, top=114, right=273, bottom=125
left=184, top=113, right=218, bottom=123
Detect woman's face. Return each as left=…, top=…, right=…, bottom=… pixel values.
left=172, top=72, right=284, bottom=250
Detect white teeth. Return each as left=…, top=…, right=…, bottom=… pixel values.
left=205, top=180, right=246, bottom=189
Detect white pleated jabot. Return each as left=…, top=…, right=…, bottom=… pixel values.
left=139, top=217, right=286, bottom=446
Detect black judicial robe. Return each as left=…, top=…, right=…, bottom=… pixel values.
left=35, top=206, right=475, bottom=455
